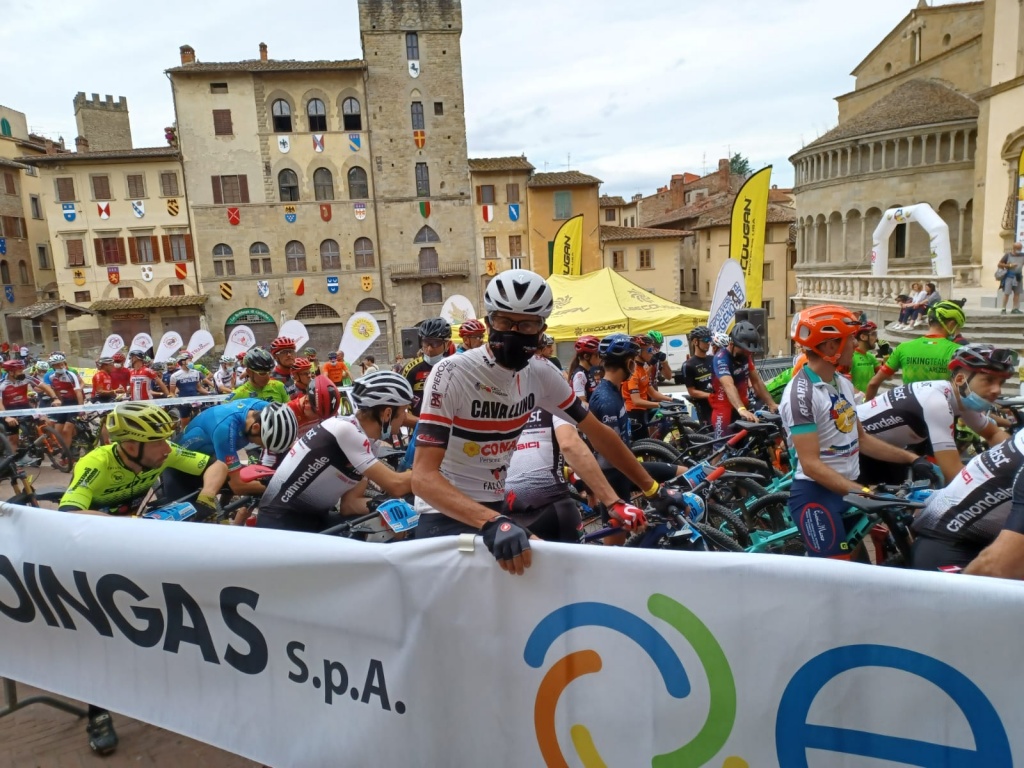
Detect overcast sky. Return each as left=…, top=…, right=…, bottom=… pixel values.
left=0, top=0, right=941, bottom=196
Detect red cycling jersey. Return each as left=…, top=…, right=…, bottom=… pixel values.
left=48, top=369, right=82, bottom=403
left=109, top=366, right=131, bottom=390
left=0, top=375, right=42, bottom=409
left=91, top=370, right=114, bottom=400
left=129, top=367, right=162, bottom=401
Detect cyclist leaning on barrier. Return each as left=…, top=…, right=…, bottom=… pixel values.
left=258, top=371, right=414, bottom=532
left=857, top=344, right=1012, bottom=486
left=850, top=320, right=882, bottom=395
left=169, top=354, right=210, bottom=426
left=567, top=334, right=600, bottom=404
left=623, top=334, right=674, bottom=438
left=781, top=305, right=934, bottom=560
left=230, top=348, right=289, bottom=403
left=864, top=300, right=965, bottom=399
left=214, top=355, right=236, bottom=394
left=0, top=359, right=54, bottom=454
left=710, top=321, right=776, bottom=436
left=45, top=353, right=85, bottom=449
left=681, top=325, right=714, bottom=425
left=456, top=318, right=486, bottom=354
left=413, top=270, right=670, bottom=574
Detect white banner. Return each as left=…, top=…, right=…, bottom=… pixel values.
left=100, top=334, right=124, bottom=359
left=130, top=333, right=153, bottom=354
left=439, top=294, right=476, bottom=325
left=222, top=325, right=257, bottom=360
left=708, top=258, right=746, bottom=335
left=185, top=330, right=215, bottom=363
left=153, top=332, right=184, bottom=363
left=3, top=506, right=1024, bottom=767
left=279, top=320, right=309, bottom=352
left=339, top=312, right=381, bottom=362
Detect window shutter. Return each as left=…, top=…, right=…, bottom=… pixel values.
left=184, top=235, right=195, bottom=262
left=150, top=236, right=161, bottom=262
left=93, top=238, right=103, bottom=264
left=18, top=218, right=26, bottom=238
left=211, top=176, right=223, bottom=204
left=3, top=173, right=14, bottom=195
left=128, top=237, right=138, bottom=264
left=238, top=175, right=250, bottom=203
left=475, top=186, right=481, bottom=204
left=161, top=235, right=171, bottom=262
left=116, top=238, right=127, bottom=264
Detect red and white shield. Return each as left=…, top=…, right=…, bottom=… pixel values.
left=227, top=207, right=240, bottom=226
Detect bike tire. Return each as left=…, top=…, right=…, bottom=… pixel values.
left=630, top=439, right=682, bottom=464
left=7, top=492, right=40, bottom=508
left=706, top=502, right=752, bottom=548
left=42, top=426, right=72, bottom=473
left=0, top=430, right=15, bottom=458
left=691, top=520, right=744, bottom=552
left=720, top=456, right=776, bottom=484
left=740, top=492, right=791, bottom=534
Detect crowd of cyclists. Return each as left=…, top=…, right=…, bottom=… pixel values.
left=7, top=268, right=1024, bottom=754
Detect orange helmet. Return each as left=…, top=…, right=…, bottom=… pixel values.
left=790, top=305, right=860, bottom=364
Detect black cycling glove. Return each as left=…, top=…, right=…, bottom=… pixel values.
left=481, top=515, right=531, bottom=562
left=648, top=485, right=687, bottom=515
left=910, top=457, right=944, bottom=488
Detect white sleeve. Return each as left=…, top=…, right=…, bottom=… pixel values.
left=571, top=370, right=587, bottom=399
left=332, top=419, right=379, bottom=475
left=533, top=358, right=586, bottom=426
left=959, top=405, right=994, bottom=438
left=920, top=386, right=956, bottom=453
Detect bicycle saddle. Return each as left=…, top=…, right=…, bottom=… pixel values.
left=842, top=494, right=926, bottom=513
left=756, top=411, right=782, bottom=424
left=239, top=465, right=276, bottom=484
left=733, top=420, right=775, bottom=433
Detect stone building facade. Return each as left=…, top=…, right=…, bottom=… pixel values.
left=599, top=226, right=689, bottom=306
left=74, top=93, right=133, bottom=154
left=468, top=156, right=533, bottom=301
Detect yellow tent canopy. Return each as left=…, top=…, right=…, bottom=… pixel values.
left=544, top=269, right=708, bottom=343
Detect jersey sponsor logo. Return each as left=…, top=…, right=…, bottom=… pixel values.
left=516, top=440, right=541, bottom=451
left=946, top=487, right=1014, bottom=533
left=474, top=381, right=509, bottom=397
left=463, top=442, right=480, bottom=457
left=961, top=469, right=972, bottom=483
left=986, top=444, right=1014, bottom=469
left=830, top=395, right=856, bottom=434
left=890, top=387, right=908, bottom=402
left=430, top=392, right=442, bottom=408
left=794, top=376, right=811, bottom=420
left=470, top=394, right=535, bottom=420
left=70, top=467, right=101, bottom=491
left=865, top=414, right=903, bottom=432
left=281, top=456, right=332, bottom=503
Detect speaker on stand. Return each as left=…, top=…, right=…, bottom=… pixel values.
left=734, top=308, right=768, bottom=358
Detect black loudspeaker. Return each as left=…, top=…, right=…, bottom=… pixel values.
left=401, top=328, right=421, bottom=358
left=735, top=308, right=768, bottom=356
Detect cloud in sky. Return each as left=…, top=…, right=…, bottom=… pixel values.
left=0, top=0, right=937, bottom=196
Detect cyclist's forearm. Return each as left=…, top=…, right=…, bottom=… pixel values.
left=721, top=377, right=745, bottom=411
left=802, top=457, right=863, bottom=495
left=412, top=465, right=494, bottom=528
left=582, top=418, right=655, bottom=492
left=201, top=461, right=229, bottom=497
left=559, top=435, right=618, bottom=506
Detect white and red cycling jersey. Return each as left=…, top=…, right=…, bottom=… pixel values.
left=0, top=375, right=43, bottom=409
left=505, top=407, right=572, bottom=507
left=415, top=346, right=588, bottom=513
left=48, top=369, right=82, bottom=404
left=129, top=367, right=162, bottom=401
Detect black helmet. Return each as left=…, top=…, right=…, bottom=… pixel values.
left=243, top=347, right=275, bottom=373
left=730, top=321, right=762, bottom=354
left=688, top=325, right=712, bottom=342
left=418, top=318, right=451, bottom=341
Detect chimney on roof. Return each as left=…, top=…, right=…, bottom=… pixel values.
left=75, top=135, right=89, bottom=153
left=632, top=193, right=643, bottom=202
left=44, top=138, right=57, bottom=156
left=180, top=45, right=195, bottom=65
left=259, top=42, right=268, bottom=62
left=718, top=158, right=730, bottom=185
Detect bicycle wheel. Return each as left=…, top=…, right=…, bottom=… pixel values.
left=705, top=502, right=752, bottom=548
left=719, top=456, right=777, bottom=485
left=739, top=491, right=790, bottom=534
left=41, top=426, right=72, bottom=473
left=0, top=430, right=15, bottom=459
left=691, top=520, right=745, bottom=552
left=631, top=439, right=682, bottom=464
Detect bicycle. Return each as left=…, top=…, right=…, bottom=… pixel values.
left=15, top=413, right=72, bottom=473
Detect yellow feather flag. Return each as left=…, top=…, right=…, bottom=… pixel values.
left=550, top=214, right=584, bottom=276
left=729, top=166, right=772, bottom=308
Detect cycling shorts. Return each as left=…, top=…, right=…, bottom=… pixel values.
left=415, top=501, right=504, bottom=540
left=910, top=534, right=983, bottom=572
left=788, top=478, right=852, bottom=559
left=50, top=411, right=77, bottom=425
left=504, top=491, right=581, bottom=543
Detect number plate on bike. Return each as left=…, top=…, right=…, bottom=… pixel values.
left=377, top=503, right=419, bottom=533
left=142, top=502, right=197, bottom=522
left=682, top=463, right=709, bottom=489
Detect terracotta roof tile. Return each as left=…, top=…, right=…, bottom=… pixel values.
left=468, top=156, right=535, bottom=172
left=167, top=59, right=365, bottom=74
left=600, top=225, right=692, bottom=242
left=691, top=202, right=797, bottom=230
left=19, top=147, right=180, bottom=164
left=528, top=170, right=602, bottom=187
left=0, top=157, right=29, bottom=170
left=799, top=79, right=978, bottom=151
left=89, top=295, right=207, bottom=312
left=8, top=300, right=94, bottom=319
left=599, top=195, right=627, bottom=207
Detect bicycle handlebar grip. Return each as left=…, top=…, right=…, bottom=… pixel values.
left=706, top=465, right=727, bottom=482
left=726, top=430, right=749, bottom=447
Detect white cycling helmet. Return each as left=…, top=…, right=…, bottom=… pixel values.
left=351, top=370, right=414, bottom=410
left=219, top=355, right=234, bottom=365
left=260, top=403, right=298, bottom=454
left=712, top=332, right=731, bottom=349
left=49, top=353, right=66, bottom=364
left=483, top=269, right=553, bottom=318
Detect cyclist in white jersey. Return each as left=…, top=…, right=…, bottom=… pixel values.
left=413, top=269, right=679, bottom=575
left=214, top=356, right=236, bottom=394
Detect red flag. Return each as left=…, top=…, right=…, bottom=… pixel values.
left=175, top=263, right=188, bottom=280
left=227, top=207, right=240, bottom=225
left=320, top=204, right=332, bottom=222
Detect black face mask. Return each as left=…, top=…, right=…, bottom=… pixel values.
left=488, top=330, right=540, bottom=371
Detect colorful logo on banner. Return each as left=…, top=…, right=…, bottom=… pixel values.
left=284, top=205, right=297, bottom=224
left=525, top=596, right=1011, bottom=767
left=167, top=199, right=179, bottom=216
left=97, top=203, right=110, bottom=219
left=349, top=134, right=361, bottom=152
left=327, top=276, right=339, bottom=294
left=354, top=202, right=366, bottom=220
left=414, top=129, right=425, bottom=149
left=320, top=203, right=332, bottom=222
left=62, top=203, right=76, bottom=222
left=131, top=200, right=145, bottom=218
left=4, top=286, right=13, bottom=304
left=107, top=267, right=120, bottom=285
left=257, top=280, right=270, bottom=298
left=509, top=203, right=520, bottom=221
left=140, top=265, right=154, bottom=282
left=312, top=134, right=324, bottom=153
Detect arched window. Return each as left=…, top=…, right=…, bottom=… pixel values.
left=278, top=169, right=299, bottom=202
left=249, top=242, right=271, bottom=275
left=285, top=241, right=306, bottom=272
left=271, top=99, right=292, bottom=133
left=418, top=248, right=439, bottom=271
left=212, top=243, right=235, bottom=277
left=356, top=298, right=385, bottom=312
left=295, top=303, right=341, bottom=320
left=342, top=98, right=361, bottom=131
left=0, top=261, right=10, bottom=284
left=421, top=282, right=442, bottom=304
left=320, top=239, right=340, bottom=270
left=0, top=118, right=11, bottom=137
left=18, top=260, right=28, bottom=285
left=354, top=237, right=375, bottom=269
left=348, top=167, right=368, bottom=199
left=313, top=168, right=334, bottom=201
left=307, top=98, right=326, bottom=132
left=414, top=225, right=440, bottom=244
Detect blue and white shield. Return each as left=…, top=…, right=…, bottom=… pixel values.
left=4, top=286, right=14, bottom=304
left=257, top=281, right=270, bottom=299
left=348, top=134, right=361, bottom=152
left=509, top=204, right=520, bottom=221
left=62, top=203, right=76, bottom=222
left=285, top=212, right=297, bottom=224
left=327, top=276, right=339, bottom=294
left=0, top=238, right=5, bottom=256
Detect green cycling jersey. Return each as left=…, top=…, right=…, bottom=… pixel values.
left=228, top=379, right=289, bottom=403
left=59, top=443, right=211, bottom=513
left=850, top=350, right=880, bottom=393
left=880, top=335, right=960, bottom=385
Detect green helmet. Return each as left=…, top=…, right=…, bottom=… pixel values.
left=648, top=331, right=664, bottom=346
left=927, top=300, right=966, bottom=330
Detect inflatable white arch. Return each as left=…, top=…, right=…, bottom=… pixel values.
left=870, top=203, right=952, bottom=277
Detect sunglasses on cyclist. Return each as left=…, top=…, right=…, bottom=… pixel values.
left=487, top=314, right=544, bottom=335
left=990, top=349, right=1019, bottom=367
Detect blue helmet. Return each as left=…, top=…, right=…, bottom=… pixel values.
left=599, top=333, right=639, bottom=360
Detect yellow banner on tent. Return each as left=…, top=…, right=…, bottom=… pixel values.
left=730, top=165, right=772, bottom=308
left=550, top=214, right=584, bottom=276
left=545, top=269, right=708, bottom=342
